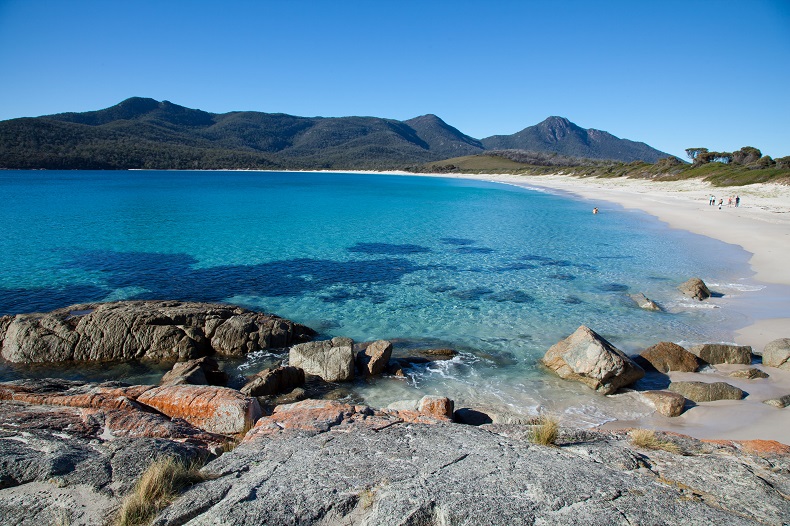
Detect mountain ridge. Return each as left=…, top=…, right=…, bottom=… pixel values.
left=0, top=97, right=672, bottom=170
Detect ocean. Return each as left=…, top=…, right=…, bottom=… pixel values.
left=0, top=170, right=761, bottom=425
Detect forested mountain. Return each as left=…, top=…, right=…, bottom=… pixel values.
left=481, top=116, right=668, bottom=163
left=0, top=98, right=669, bottom=170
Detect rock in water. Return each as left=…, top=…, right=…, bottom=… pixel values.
left=541, top=325, right=644, bottom=394
left=356, top=340, right=393, bottom=376
left=639, top=342, right=700, bottom=372
left=668, top=381, right=744, bottom=402
left=160, top=356, right=229, bottom=386
left=689, top=344, right=752, bottom=365
left=628, top=293, right=662, bottom=311
left=762, top=338, right=790, bottom=370
left=240, top=366, right=305, bottom=397
left=641, top=390, right=686, bottom=417
left=678, top=277, right=711, bottom=300
left=0, top=300, right=315, bottom=364
left=289, top=337, right=355, bottom=382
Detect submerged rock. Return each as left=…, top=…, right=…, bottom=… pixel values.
left=762, top=338, right=790, bottom=370
left=638, top=342, right=700, bottom=373
left=689, top=344, right=752, bottom=365
left=0, top=300, right=315, bottom=364
left=289, top=337, right=355, bottom=382
left=668, top=381, right=744, bottom=402
left=628, top=292, right=662, bottom=311
left=541, top=325, right=644, bottom=394
left=678, top=277, right=711, bottom=300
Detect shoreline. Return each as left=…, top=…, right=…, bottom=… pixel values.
left=399, top=171, right=790, bottom=444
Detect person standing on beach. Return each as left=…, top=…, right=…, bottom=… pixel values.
left=718, top=198, right=723, bottom=209
left=709, top=195, right=714, bottom=206
left=736, top=195, right=740, bottom=207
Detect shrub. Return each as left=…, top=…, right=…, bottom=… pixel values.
left=115, top=457, right=208, bottom=526
left=629, top=429, right=682, bottom=454
left=529, top=414, right=559, bottom=446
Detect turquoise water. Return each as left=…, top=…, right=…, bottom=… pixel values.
left=0, top=170, right=759, bottom=423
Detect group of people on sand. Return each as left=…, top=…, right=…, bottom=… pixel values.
left=709, top=194, right=740, bottom=209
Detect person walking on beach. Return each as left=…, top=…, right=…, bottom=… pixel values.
left=736, top=195, right=740, bottom=207
left=709, top=195, right=715, bottom=206
left=718, top=198, right=723, bottom=209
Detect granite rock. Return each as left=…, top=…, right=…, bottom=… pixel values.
left=356, top=340, right=393, bottom=376
left=762, top=338, right=790, bottom=370
left=641, top=390, right=686, bottom=417
left=160, top=356, right=229, bottom=386
left=541, top=325, right=644, bottom=394
left=668, top=381, right=744, bottom=402
left=639, top=341, right=700, bottom=372
left=678, top=277, right=711, bottom=300
left=289, top=337, right=355, bottom=382
left=689, top=344, right=752, bottom=365
left=240, top=366, right=305, bottom=397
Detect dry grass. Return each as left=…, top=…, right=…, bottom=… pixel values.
left=629, top=429, right=682, bottom=454
left=529, top=414, right=559, bottom=446
left=114, top=457, right=208, bottom=526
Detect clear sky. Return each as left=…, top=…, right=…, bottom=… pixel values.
left=1, top=0, right=788, bottom=159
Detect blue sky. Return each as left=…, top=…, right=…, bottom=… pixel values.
left=1, top=0, right=788, bottom=159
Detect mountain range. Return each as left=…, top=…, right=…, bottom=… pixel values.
left=0, top=97, right=671, bottom=170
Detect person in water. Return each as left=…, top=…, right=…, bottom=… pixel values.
left=592, top=207, right=599, bottom=214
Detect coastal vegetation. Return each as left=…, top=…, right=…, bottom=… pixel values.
left=421, top=148, right=790, bottom=187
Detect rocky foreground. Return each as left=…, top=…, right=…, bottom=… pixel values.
left=1, top=299, right=790, bottom=524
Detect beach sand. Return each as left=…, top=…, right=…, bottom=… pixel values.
left=423, top=173, right=790, bottom=444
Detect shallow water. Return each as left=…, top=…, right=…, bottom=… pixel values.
left=0, top=170, right=762, bottom=425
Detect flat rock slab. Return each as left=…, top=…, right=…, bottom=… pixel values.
left=668, top=381, right=744, bottom=402
left=541, top=325, right=644, bottom=394
left=152, top=408, right=789, bottom=525
left=0, top=300, right=315, bottom=363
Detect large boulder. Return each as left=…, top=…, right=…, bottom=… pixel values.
left=678, top=278, right=711, bottom=301
left=689, top=344, right=752, bottom=365
left=160, top=356, right=229, bottom=386
left=137, top=385, right=261, bottom=435
left=638, top=342, right=700, bottom=372
left=240, top=366, right=305, bottom=397
left=289, top=337, right=355, bottom=382
left=762, top=338, right=790, bottom=370
left=668, top=381, right=744, bottom=402
left=0, top=300, right=315, bottom=364
left=541, top=325, right=644, bottom=394
left=356, top=340, right=393, bottom=376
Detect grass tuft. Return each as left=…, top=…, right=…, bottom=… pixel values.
left=529, top=414, right=559, bottom=446
left=629, top=429, right=682, bottom=454
left=114, top=457, right=208, bottom=526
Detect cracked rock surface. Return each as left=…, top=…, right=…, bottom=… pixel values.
left=153, top=401, right=790, bottom=525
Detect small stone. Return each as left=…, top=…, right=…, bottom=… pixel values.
left=641, top=390, right=686, bottom=417
left=678, top=278, right=711, bottom=301
left=763, top=395, right=790, bottom=409
left=762, top=338, right=790, bottom=370
left=689, top=344, right=752, bottom=365
left=728, top=368, right=769, bottom=380
left=668, top=381, right=744, bottom=403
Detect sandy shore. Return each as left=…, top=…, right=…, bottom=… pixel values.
left=407, top=172, right=790, bottom=444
